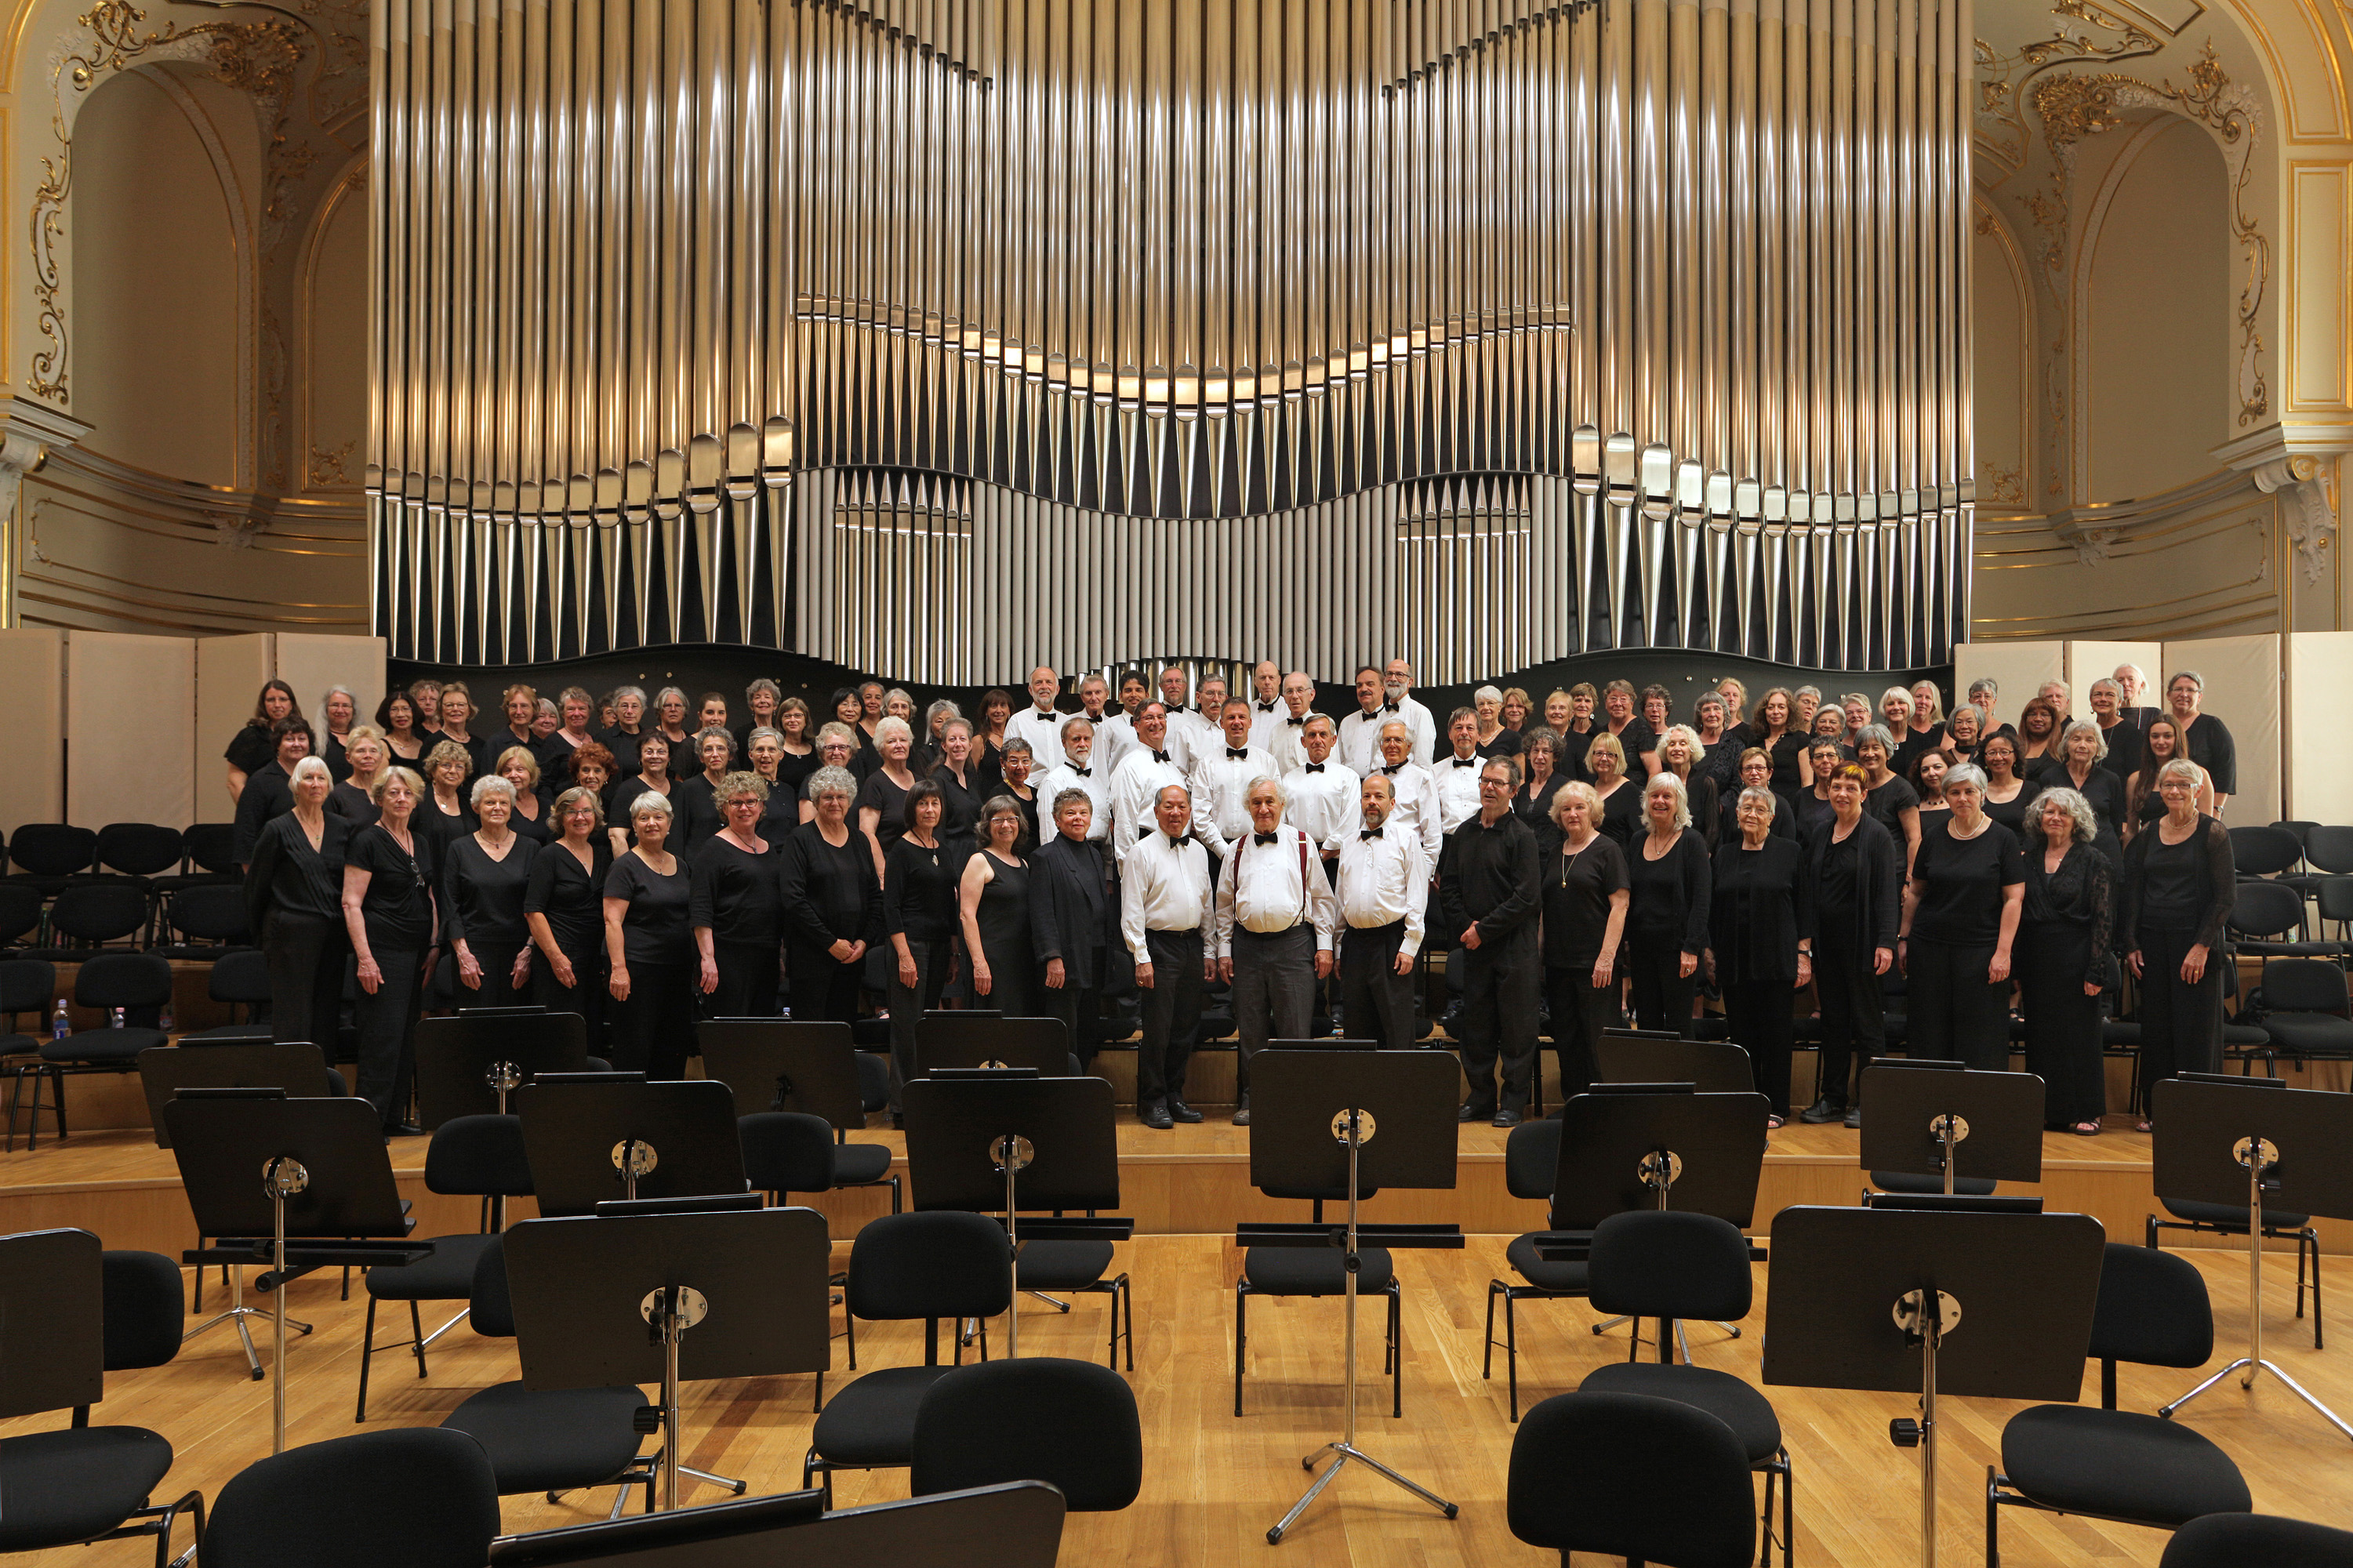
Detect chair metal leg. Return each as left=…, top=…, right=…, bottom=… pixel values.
left=1505, top=1290, right=1520, bottom=1422
left=1233, top=1286, right=1247, bottom=1417
left=1985, top=1464, right=2001, bottom=1568
left=1025, top=1290, right=1072, bottom=1310
left=355, top=1298, right=377, bottom=1419
left=1389, top=1285, right=1402, bottom=1418
left=1483, top=1281, right=1498, bottom=1377
left=409, top=1301, right=428, bottom=1378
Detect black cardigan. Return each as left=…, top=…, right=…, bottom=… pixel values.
left=1801, top=811, right=1903, bottom=955
left=2117, top=812, right=2235, bottom=951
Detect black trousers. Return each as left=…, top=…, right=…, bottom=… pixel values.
left=1542, top=963, right=1619, bottom=1102
left=265, top=910, right=347, bottom=1053
left=786, top=940, right=862, bottom=1025
left=1138, top=927, right=1204, bottom=1109
left=611, top=960, right=695, bottom=1078
left=1458, top=927, right=1541, bottom=1112
left=1040, top=959, right=1106, bottom=1065
left=710, top=938, right=782, bottom=1018
left=1625, top=935, right=1698, bottom=1038
left=1723, top=976, right=1799, bottom=1115
left=1231, top=924, right=1315, bottom=1096
left=1907, top=937, right=2010, bottom=1070
left=887, top=937, right=952, bottom=1111
left=532, top=939, right=607, bottom=1041
left=354, top=946, right=427, bottom=1126
left=2019, top=918, right=2107, bottom=1125
left=1340, top=921, right=1417, bottom=1050
left=459, top=940, right=531, bottom=1009
left=1812, top=936, right=1884, bottom=1108
left=2136, top=924, right=2224, bottom=1094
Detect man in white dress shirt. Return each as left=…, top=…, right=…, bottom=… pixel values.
left=1246, top=660, right=1286, bottom=752
left=1109, top=702, right=1187, bottom=863
left=1266, top=670, right=1322, bottom=775
left=1334, top=665, right=1391, bottom=776
left=1431, top=706, right=1487, bottom=834
left=1282, top=714, right=1359, bottom=869
left=1120, top=783, right=1216, bottom=1129
left=1368, top=720, right=1443, bottom=870
left=1383, top=658, right=1438, bottom=767
left=1005, top=665, right=1071, bottom=771
left=1039, top=717, right=1109, bottom=841
left=1334, top=773, right=1428, bottom=1049
left=1215, top=777, right=1337, bottom=1125
left=1096, top=670, right=1149, bottom=775
left=1167, top=673, right=1225, bottom=775
left=1187, top=697, right=1277, bottom=863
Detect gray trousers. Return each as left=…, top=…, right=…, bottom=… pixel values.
left=1232, top=923, right=1316, bottom=1097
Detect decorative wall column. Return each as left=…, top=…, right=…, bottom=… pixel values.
left=0, top=397, right=92, bottom=627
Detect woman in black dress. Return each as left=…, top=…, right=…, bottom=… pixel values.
left=376, top=691, right=427, bottom=767
left=525, top=786, right=613, bottom=1036
left=224, top=679, right=300, bottom=806
left=1709, top=786, right=1812, bottom=1126
left=420, top=741, right=477, bottom=844
left=1599, top=680, right=1659, bottom=779
left=340, top=767, right=437, bottom=1131
left=857, top=717, right=921, bottom=879
left=1752, top=687, right=1807, bottom=810
left=972, top=689, right=1016, bottom=790
left=1719, top=747, right=1796, bottom=847
left=1942, top=702, right=1984, bottom=769
left=1625, top=774, right=1711, bottom=1037
left=1899, top=764, right=2024, bottom=1070
left=743, top=729, right=800, bottom=842
left=1977, top=733, right=2043, bottom=840
left=1585, top=732, right=1642, bottom=848
left=2017, top=788, right=2112, bottom=1136
left=959, top=797, right=1036, bottom=1015
left=1560, top=683, right=1600, bottom=780
left=997, top=740, right=1043, bottom=850
left=2164, top=671, right=2236, bottom=815
left=2124, top=716, right=2214, bottom=838
left=1655, top=726, right=1720, bottom=849
left=885, top=782, right=958, bottom=1116
left=672, top=728, right=735, bottom=853
left=1798, top=765, right=1901, bottom=1125
left=318, top=686, right=358, bottom=782
left=1473, top=686, right=1520, bottom=757
left=543, top=687, right=600, bottom=789
left=2119, top=760, right=2236, bottom=1124
left=1854, top=724, right=1923, bottom=876
left=1540, top=782, right=1629, bottom=1101
left=779, top=765, right=882, bottom=1025
left=329, top=728, right=389, bottom=828
left=614, top=734, right=674, bottom=848
left=603, top=794, right=695, bottom=1076
left=775, top=698, right=818, bottom=792
left=653, top=687, right=696, bottom=777
left=1510, top=729, right=1563, bottom=829
left=1694, top=694, right=1738, bottom=787
left=1907, top=681, right=1948, bottom=757
left=690, top=773, right=783, bottom=1017
left=2016, top=698, right=2064, bottom=774
left=927, top=718, right=985, bottom=851
left=1792, top=739, right=1844, bottom=847
left=441, top=775, right=538, bottom=1007
left=1912, top=749, right=1952, bottom=826
left=603, top=685, right=651, bottom=779
left=246, top=756, right=350, bottom=1052
left=433, top=684, right=484, bottom=777
left=495, top=746, right=551, bottom=843
left=801, top=724, right=861, bottom=822
left=232, top=717, right=316, bottom=867
left=2037, top=720, right=2126, bottom=864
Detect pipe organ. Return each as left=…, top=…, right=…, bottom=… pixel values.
left=369, top=0, right=1973, bottom=680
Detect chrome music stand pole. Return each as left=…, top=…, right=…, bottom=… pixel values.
left=263, top=1155, right=308, bottom=1454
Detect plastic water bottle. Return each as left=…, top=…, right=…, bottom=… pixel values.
left=159, top=1003, right=174, bottom=1034
left=109, top=1007, right=125, bottom=1029
left=50, top=1000, right=67, bottom=1040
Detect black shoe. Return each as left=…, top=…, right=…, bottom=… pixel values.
left=1843, top=1105, right=1863, bottom=1129
left=1231, top=1094, right=1251, bottom=1127
left=1459, top=1102, right=1496, bottom=1122
left=1167, top=1098, right=1204, bottom=1124
left=1491, top=1107, right=1522, bottom=1128
left=889, top=1111, right=906, bottom=1130
left=1142, top=1102, right=1175, bottom=1131
left=385, top=1122, right=424, bottom=1138
left=1798, top=1098, right=1845, bottom=1125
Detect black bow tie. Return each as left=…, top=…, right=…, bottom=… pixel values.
left=1452, top=757, right=1477, bottom=768
left=1258, top=700, right=1276, bottom=712
left=1151, top=750, right=1171, bottom=764
left=1034, top=708, right=1057, bottom=719
left=1287, top=716, right=1307, bottom=726
left=1167, top=833, right=1187, bottom=849
left=1305, top=762, right=1325, bottom=773
left=1382, top=702, right=1400, bottom=713
left=1253, top=831, right=1279, bottom=845
left=1360, top=827, right=1383, bottom=840
left=1227, top=747, right=1250, bottom=760
left=1067, top=765, right=1090, bottom=776
left=1382, top=763, right=1404, bottom=774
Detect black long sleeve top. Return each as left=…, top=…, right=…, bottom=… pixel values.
left=2023, top=840, right=2115, bottom=988
left=440, top=833, right=537, bottom=948
left=1437, top=811, right=1541, bottom=944
left=778, top=823, right=884, bottom=949
left=2117, top=813, right=2235, bottom=950
left=884, top=835, right=959, bottom=945
left=1625, top=828, right=1712, bottom=957
left=688, top=834, right=783, bottom=946
left=1708, top=835, right=1814, bottom=984
left=245, top=811, right=350, bottom=929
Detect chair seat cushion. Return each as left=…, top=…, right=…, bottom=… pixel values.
left=1578, top=1362, right=1784, bottom=1463
left=1505, top=1232, right=1592, bottom=1294
left=832, top=1142, right=893, bottom=1185
left=441, top=1381, right=646, bottom=1495
left=0, top=1033, right=36, bottom=1060
left=43, top=1028, right=167, bottom=1063
left=2262, top=1015, right=2353, bottom=1054
left=2000, top=1404, right=2250, bottom=1526
left=2161, top=1199, right=2312, bottom=1232
left=0, top=1425, right=175, bottom=1550
left=1016, top=1240, right=1113, bottom=1290
left=812, top=1364, right=961, bottom=1467
left=1243, top=1246, right=1393, bottom=1295
left=365, top=1232, right=499, bottom=1301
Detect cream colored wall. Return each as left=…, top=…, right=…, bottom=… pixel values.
left=1973, top=207, right=2034, bottom=510
left=1952, top=641, right=2064, bottom=717
left=300, top=165, right=367, bottom=492
left=2064, top=641, right=2162, bottom=714
left=0, top=630, right=64, bottom=826
left=194, top=633, right=272, bottom=818
left=67, top=631, right=192, bottom=826
left=274, top=632, right=384, bottom=731
left=2164, top=633, right=2282, bottom=822
left=2286, top=632, right=2353, bottom=823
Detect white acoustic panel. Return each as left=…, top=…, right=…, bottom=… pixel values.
left=2064, top=641, right=2162, bottom=718
left=274, top=633, right=388, bottom=734
left=2163, top=633, right=2280, bottom=825
left=196, top=633, right=274, bottom=822
left=67, top=632, right=194, bottom=829
left=1952, top=641, right=2064, bottom=726
left=0, top=629, right=65, bottom=828
left=2286, top=633, right=2353, bottom=826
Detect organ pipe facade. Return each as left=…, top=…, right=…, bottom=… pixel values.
left=369, top=0, right=1974, bottom=680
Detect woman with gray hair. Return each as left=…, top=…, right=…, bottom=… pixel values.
left=1710, top=784, right=1812, bottom=1124
left=2017, top=787, right=2113, bottom=1134
left=779, top=764, right=882, bottom=1024
left=1899, top=762, right=2024, bottom=1069
left=1625, top=772, right=1710, bottom=1036
left=2119, top=758, right=2237, bottom=1120
left=1472, top=684, right=1520, bottom=757
left=603, top=792, right=695, bottom=1076
left=801, top=722, right=862, bottom=825
left=2037, top=718, right=2125, bottom=863
left=652, top=686, right=695, bottom=776
left=689, top=771, right=783, bottom=1016
left=2164, top=670, right=2235, bottom=815
left=525, top=785, right=613, bottom=1036
left=247, top=754, right=352, bottom=1054
left=318, top=685, right=359, bottom=782
left=857, top=716, right=921, bottom=878
left=341, top=765, right=436, bottom=1131
left=441, top=772, right=539, bottom=1007
left=958, top=795, right=1036, bottom=1015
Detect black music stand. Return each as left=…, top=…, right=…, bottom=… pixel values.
left=163, top=1088, right=430, bottom=1450
left=517, top=1076, right=746, bottom=1217
left=1595, top=1036, right=1757, bottom=1095
left=698, top=1018, right=865, bottom=1126
left=2150, top=1074, right=2353, bottom=1439
left=1239, top=1047, right=1464, bottom=1544
left=1857, top=1061, right=2044, bottom=1196
left=1764, top=1205, right=2104, bottom=1568
left=416, top=1010, right=590, bottom=1127
left=915, top=1014, right=1073, bottom=1076
left=486, top=1481, right=1066, bottom=1568
left=502, top=1198, right=833, bottom=1511
left=138, top=1041, right=334, bottom=1148
left=902, top=1073, right=1131, bottom=1358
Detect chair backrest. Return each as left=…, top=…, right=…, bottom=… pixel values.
left=423, top=1114, right=536, bottom=1199
left=856, top=1048, right=890, bottom=1112
left=1507, top=1391, right=1756, bottom=1568
left=2087, top=1241, right=2214, bottom=1371
left=45, top=880, right=152, bottom=946
left=2263, top=958, right=2351, bottom=1017
left=739, top=1112, right=837, bottom=1195
left=2304, top=825, right=2353, bottom=876
left=5, top=824, right=96, bottom=878
left=469, top=1235, right=517, bottom=1337
left=72, top=952, right=172, bottom=1011
left=165, top=883, right=252, bottom=944
left=911, top=1357, right=1142, bottom=1512
left=846, top=1211, right=1014, bottom=1327
left=205, top=1428, right=503, bottom=1568
left=2228, top=878, right=2306, bottom=940
left=0, top=883, right=41, bottom=945
left=2228, top=825, right=2304, bottom=879
left=101, top=1250, right=187, bottom=1371
left=1586, top=1210, right=1755, bottom=1325
left=0, top=957, right=56, bottom=1019
left=2315, top=876, right=2353, bottom=926
left=208, top=947, right=274, bottom=1006
left=182, top=822, right=239, bottom=874
left=2160, top=1513, right=2353, bottom=1568
left=94, top=823, right=185, bottom=878
left=1503, top=1116, right=1563, bottom=1202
